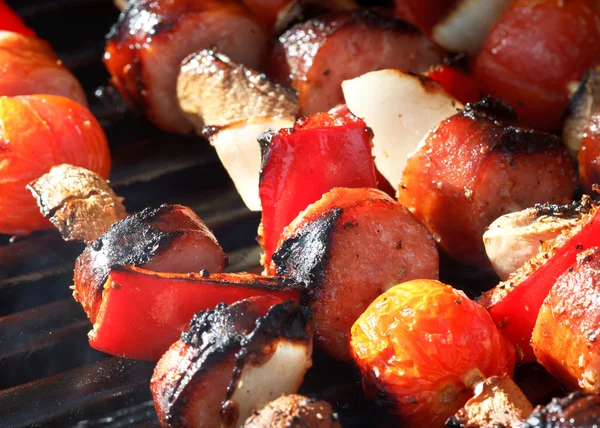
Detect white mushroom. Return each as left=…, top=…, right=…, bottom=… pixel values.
left=483, top=197, right=592, bottom=280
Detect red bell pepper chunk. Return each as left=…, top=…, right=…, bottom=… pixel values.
left=89, top=266, right=302, bottom=361
left=0, top=1, right=36, bottom=37
left=481, top=206, right=600, bottom=363
left=426, top=64, right=481, bottom=105
left=258, top=112, right=377, bottom=269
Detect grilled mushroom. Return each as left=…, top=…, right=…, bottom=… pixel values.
left=447, top=373, right=533, bottom=428
left=484, top=196, right=592, bottom=280
left=73, top=204, right=228, bottom=324
left=243, top=394, right=341, bottom=428
left=272, top=187, right=439, bottom=361
left=177, top=49, right=299, bottom=134
left=151, top=296, right=312, bottom=428
left=27, top=164, right=127, bottom=244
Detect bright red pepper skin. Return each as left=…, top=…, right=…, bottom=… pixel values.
left=258, top=112, right=377, bottom=269
left=474, top=0, right=600, bottom=132
left=328, top=104, right=395, bottom=197
left=426, top=64, right=481, bottom=105
left=480, top=205, right=600, bottom=363
left=88, top=266, right=302, bottom=361
left=0, top=1, right=36, bottom=37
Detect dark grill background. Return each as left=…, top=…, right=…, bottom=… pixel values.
left=0, top=1, right=386, bottom=426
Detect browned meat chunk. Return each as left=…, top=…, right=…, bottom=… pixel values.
left=268, top=9, right=444, bottom=115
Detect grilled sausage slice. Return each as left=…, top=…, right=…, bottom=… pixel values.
left=104, top=0, right=268, bottom=134
left=151, top=297, right=312, bottom=428
left=532, top=247, right=600, bottom=393
left=0, top=31, right=87, bottom=105
left=73, top=204, right=228, bottom=324
left=268, top=9, right=444, bottom=115
left=272, top=187, right=439, bottom=361
left=398, top=101, right=577, bottom=267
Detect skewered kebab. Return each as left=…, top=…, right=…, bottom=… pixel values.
left=350, top=279, right=516, bottom=426
left=0, top=95, right=110, bottom=236
left=484, top=197, right=593, bottom=280
left=258, top=112, right=378, bottom=268
left=11, top=1, right=600, bottom=426
left=151, top=296, right=312, bottom=427
left=474, top=0, right=600, bottom=132
left=398, top=100, right=577, bottom=267
left=104, top=0, right=269, bottom=134
left=268, top=9, right=444, bottom=116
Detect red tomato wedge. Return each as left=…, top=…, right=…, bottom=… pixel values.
left=475, top=0, right=600, bottom=131
left=0, top=1, right=36, bottom=37
left=0, top=95, right=110, bottom=236
left=258, top=112, right=377, bottom=269
left=481, top=205, right=600, bottom=362
left=89, top=266, right=302, bottom=361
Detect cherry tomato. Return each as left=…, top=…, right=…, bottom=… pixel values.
left=0, top=95, right=111, bottom=236
left=475, top=0, right=600, bottom=131
left=351, top=279, right=515, bottom=427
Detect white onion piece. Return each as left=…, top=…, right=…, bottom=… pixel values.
left=342, top=69, right=461, bottom=196
left=209, top=117, right=294, bottom=211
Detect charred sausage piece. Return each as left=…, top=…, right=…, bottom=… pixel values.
left=74, top=204, right=228, bottom=324
left=524, top=391, right=600, bottom=428
left=398, top=100, right=577, bottom=267
left=0, top=31, right=87, bottom=105
left=151, top=296, right=312, bottom=428
left=104, top=0, right=268, bottom=134
left=272, top=187, right=439, bottom=361
left=27, top=164, right=127, bottom=244
left=483, top=197, right=593, bottom=280
left=243, top=394, right=341, bottom=428
left=268, top=9, right=444, bottom=115
left=532, top=247, right=600, bottom=393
